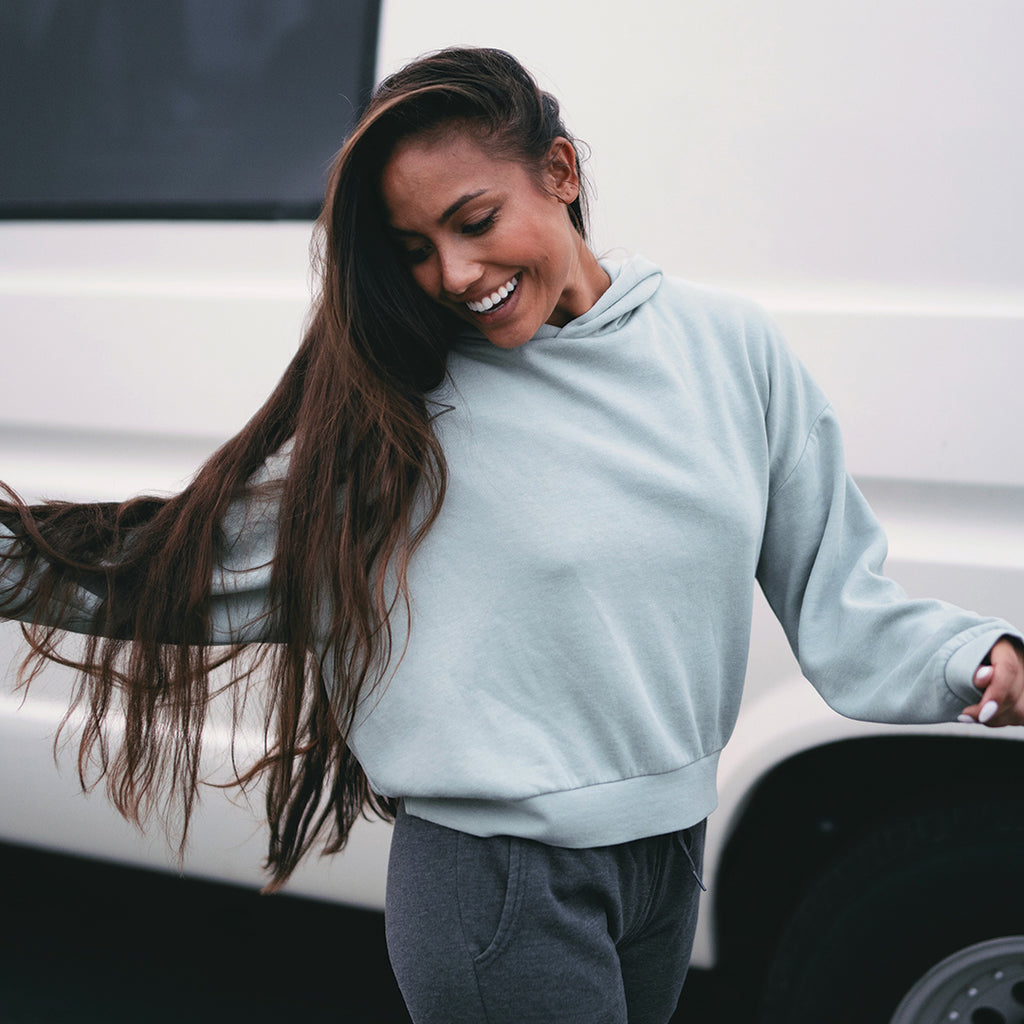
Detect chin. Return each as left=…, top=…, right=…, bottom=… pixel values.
left=481, top=315, right=545, bottom=349
left=484, top=332, right=533, bottom=350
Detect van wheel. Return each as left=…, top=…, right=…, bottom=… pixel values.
left=757, top=799, right=1024, bottom=1024
left=889, top=935, right=1024, bottom=1023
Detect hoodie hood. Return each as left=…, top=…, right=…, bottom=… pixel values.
left=456, top=255, right=663, bottom=347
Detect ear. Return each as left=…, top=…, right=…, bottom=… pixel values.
left=545, top=137, right=580, bottom=204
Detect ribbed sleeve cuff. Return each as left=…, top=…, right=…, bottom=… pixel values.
left=944, top=624, right=1024, bottom=710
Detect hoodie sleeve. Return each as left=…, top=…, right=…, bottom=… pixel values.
left=754, top=332, right=1021, bottom=724
left=0, top=488, right=281, bottom=646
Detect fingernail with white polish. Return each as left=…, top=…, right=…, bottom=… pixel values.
left=957, top=714, right=976, bottom=724
left=975, top=665, right=994, bottom=684
left=979, top=700, right=999, bottom=723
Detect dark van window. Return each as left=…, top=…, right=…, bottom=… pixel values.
left=0, top=0, right=380, bottom=219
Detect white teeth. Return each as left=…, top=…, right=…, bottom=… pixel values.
left=467, top=275, right=518, bottom=313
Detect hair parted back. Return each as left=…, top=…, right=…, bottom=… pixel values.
left=0, top=48, right=590, bottom=889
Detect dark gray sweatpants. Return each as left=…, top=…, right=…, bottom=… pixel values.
left=385, top=804, right=706, bottom=1024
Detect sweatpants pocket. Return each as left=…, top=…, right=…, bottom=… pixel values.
left=455, top=831, right=528, bottom=965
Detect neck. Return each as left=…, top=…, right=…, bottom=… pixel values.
left=548, top=238, right=611, bottom=327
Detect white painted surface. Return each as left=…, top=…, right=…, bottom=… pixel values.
left=2, top=0, right=1022, bottom=969
left=379, top=0, right=1024, bottom=293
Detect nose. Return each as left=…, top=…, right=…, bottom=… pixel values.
left=438, top=246, right=483, bottom=299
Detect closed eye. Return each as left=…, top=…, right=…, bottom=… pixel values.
left=394, top=208, right=498, bottom=264
left=401, top=243, right=432, bottom=265
left=463, top=211, right=498, bottom=235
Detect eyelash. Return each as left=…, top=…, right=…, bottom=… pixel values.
left=463, top=211, right=498, bottom=236
left=403, top=246, right=431, bottom=266
left=401, top=211, right=499, bottom=265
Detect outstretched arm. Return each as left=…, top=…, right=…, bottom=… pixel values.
left=754, top=323, right=1023, bottom=727
left=0, top=482, right=281, bottom=646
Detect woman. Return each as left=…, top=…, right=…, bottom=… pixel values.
left=1, top=47, right=1022, bottom=1024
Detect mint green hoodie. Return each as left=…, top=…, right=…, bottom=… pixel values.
left=346, top=256, right=1018, bottom=844
left=2, top=257, right=1018, bottom=846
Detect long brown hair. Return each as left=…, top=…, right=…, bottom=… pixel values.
left=0, top=47, right=589, bottom=890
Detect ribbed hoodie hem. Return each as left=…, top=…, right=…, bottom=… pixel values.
left=403, top=750, right=721, bottom=848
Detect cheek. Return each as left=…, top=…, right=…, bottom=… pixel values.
left=408, top=262, right=436, bottom=298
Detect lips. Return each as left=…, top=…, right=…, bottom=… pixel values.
left=465, top=274, right=519, bottom=314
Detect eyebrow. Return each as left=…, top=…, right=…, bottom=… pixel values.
left=389, top=188, right=490, bottom=237
left=440, top=189, right=488, bottom=224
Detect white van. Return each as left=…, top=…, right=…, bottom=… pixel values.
left=3, top=2, right=1023, bottom=1020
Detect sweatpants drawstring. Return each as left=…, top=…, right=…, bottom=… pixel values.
left=676, top=828, right=708, bottom=892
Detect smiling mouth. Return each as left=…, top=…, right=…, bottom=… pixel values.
left=465, top=274, right=519, bottom=314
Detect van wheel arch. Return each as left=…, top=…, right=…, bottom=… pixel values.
left=709, top=735, right=1024, bottom=1018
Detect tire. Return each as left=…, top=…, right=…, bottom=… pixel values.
left=757, top=799, right=1024, bottom=1024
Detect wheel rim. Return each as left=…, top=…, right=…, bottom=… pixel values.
left=890, top=937, right=1024, bottom=1023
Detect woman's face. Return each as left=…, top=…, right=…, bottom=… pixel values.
left=380, top=130, right=609, bottom=349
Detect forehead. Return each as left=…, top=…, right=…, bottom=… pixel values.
left=380, top=131, right=531, bottom=227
